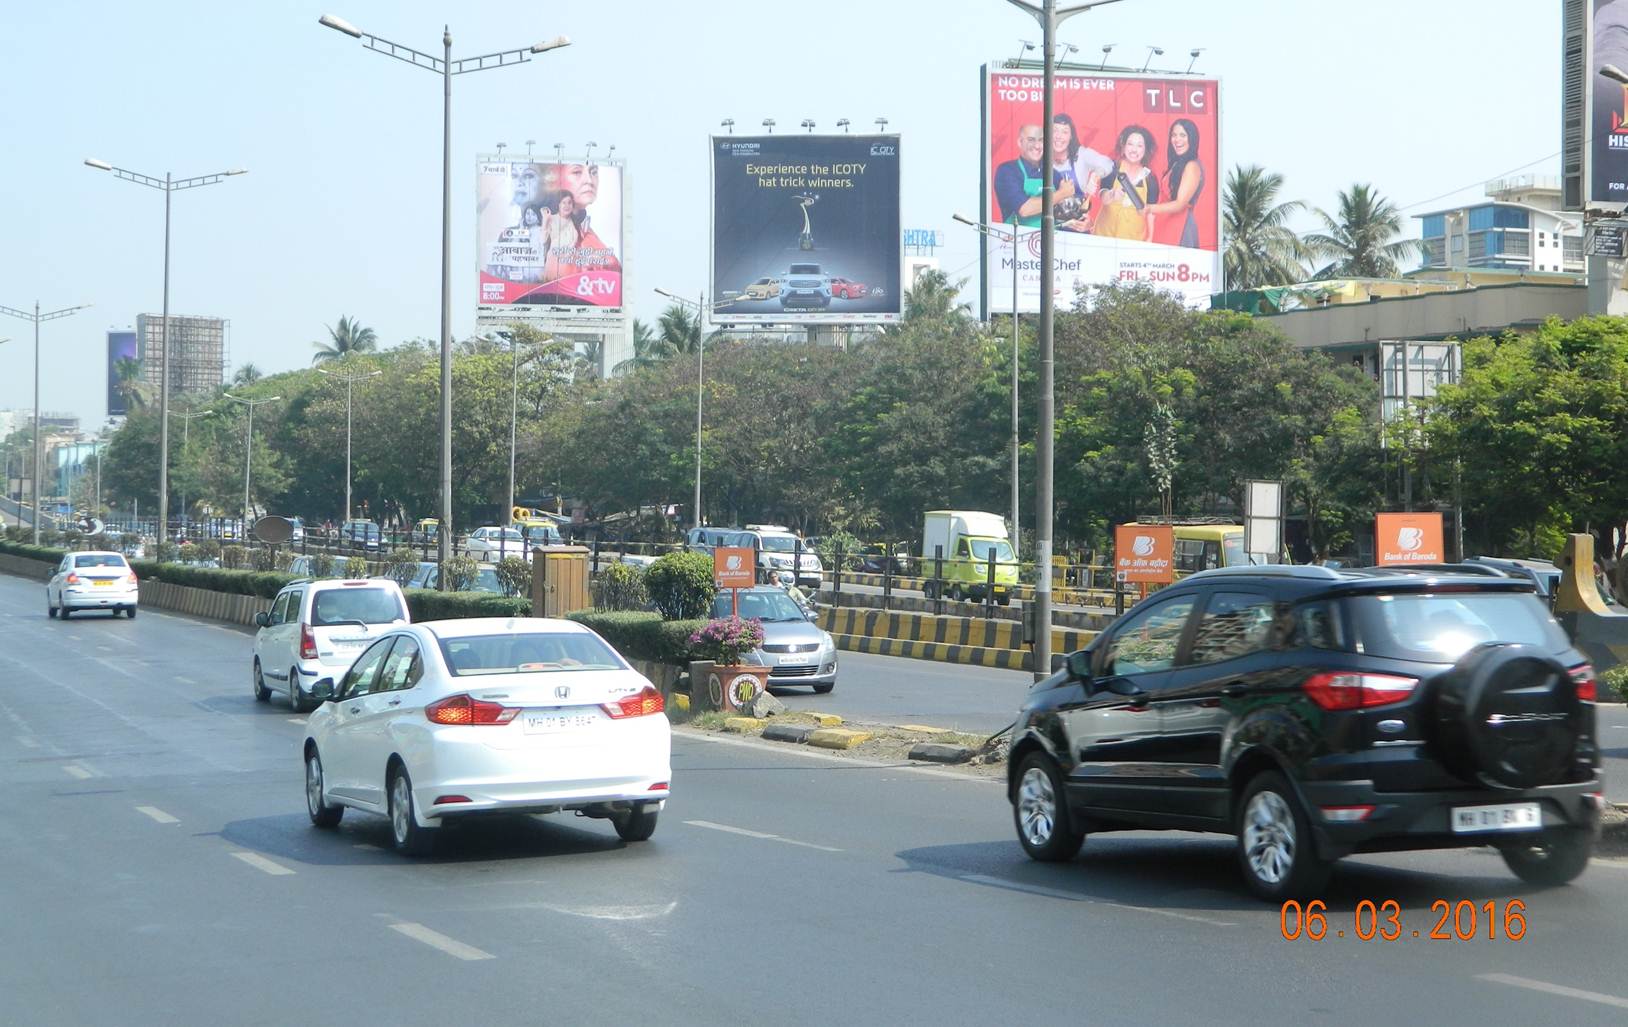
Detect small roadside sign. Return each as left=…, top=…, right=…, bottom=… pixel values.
left=1375, top=512, right=1445, bottom=565
left=1113, top=524, right=1174, bottom=584
left=714, top=546, right=756, bottom=589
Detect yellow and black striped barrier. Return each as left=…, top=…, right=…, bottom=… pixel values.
left=818, top=606, right=1095, bottom=672
left=829, top=571, right=1118, bottom=608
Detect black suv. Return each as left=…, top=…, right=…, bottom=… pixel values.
left=1007, top=565, right=1603, bottom=901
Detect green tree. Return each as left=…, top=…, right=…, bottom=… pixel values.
left=1221, top=164, right=1312, bottom=290
left=657, top=303, right=701, bottom=356
left=311, top=315, right=378, bottom=364
left=231, top=363, right=263, bottom=386
left=1306, top=183, right=1426, bottom=279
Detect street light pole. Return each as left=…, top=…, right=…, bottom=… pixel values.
left=655, top=288, right=736, bottom=529
left=318, top=14, right=569, bottom=586
left=172, top=408, right=214, bottom=535
left=85, top=159, right=245, bottom=545
left=317, top=367, right=380, bottom=522
left=223, top=394, right=281, bottom=527
left=1, top=301, right=90, bottom=543
left=1001, top=0, right=1123, bottom=679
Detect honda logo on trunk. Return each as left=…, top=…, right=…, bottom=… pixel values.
left=554, top=685, right=570, bottom=700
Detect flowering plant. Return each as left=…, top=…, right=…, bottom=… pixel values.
left=688, top=616, right=765, bottom=666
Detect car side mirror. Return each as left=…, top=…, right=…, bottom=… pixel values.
left=255, top=611, right=271, bottom=628
left=311, top=678, right=336, bottom=702
left=1065, top=650, right=1092, bottom=681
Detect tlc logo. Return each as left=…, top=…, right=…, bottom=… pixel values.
left=1143, top=83, right=1209, bottom=114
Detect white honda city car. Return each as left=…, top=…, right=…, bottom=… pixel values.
left=46, top=550, right=140, bottom=619
left=301, top=617, right=671, bottom=855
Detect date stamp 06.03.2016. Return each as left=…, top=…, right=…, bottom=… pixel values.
left=1280, top=899, right=1528, bottom=942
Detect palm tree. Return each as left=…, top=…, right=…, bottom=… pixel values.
left=898, top=269, right=970, bottom=324
left=1305, top=183, right=1426, bottom=279
left=614, top=318, right=674, bottom=374
left=113, top=356, right=151, bottom=410
left=1222, top=164, right=1313, bottom=290
left=573, top=338, right=604, bottom=378
left=231, top=363, right=262, bottom=386
left=657, top=303, right=701, bottom=356
left=310, top=315, right=378, bottom=364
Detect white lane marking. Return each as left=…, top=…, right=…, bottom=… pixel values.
left=958, top=874, right=1236, bottom=927
left=16, top=735, right=37, bottom=748
left=389, top=922, right=495, bottom=961
left=230, top=851, right=296, bottom=876
left=287, top=718, right=307, bottom=726
left=176, top=676, right=197, bottom=685
left=135, top=805, right=179, bottom=824
left=63, top=764, right=94, bottom=779
left=1477, top=973, right=1628, bottom=1010
left=683, top=819, right=844, bottom=853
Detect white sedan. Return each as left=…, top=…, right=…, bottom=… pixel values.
left=301, top=617, right=671, bottom=855
left=46, top=550, right=140, bottom=619
left=463, top=525, right=528, bottom=562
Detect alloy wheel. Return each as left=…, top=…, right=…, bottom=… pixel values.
left=1018, top=766, right=1057, bottom=847
left=1243, top=790, right=1296, bottom=885
left=391, top=775, right=412, bottom=845
left=306, top=755, right=324, bottom=817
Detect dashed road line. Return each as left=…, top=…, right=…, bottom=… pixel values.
left=229, top=851, right=296, bottom=876
left=1477, top=973, right=1628, bottom=1010
left=958, top=874, right=1236, bottom=927
left=287, top=718, right=307, bottom=726
left=135, top=805, right=179, bottom=824
left=684, top=819, right=844, bottom=852
left=389, top=921, right=495, bottom=961
left=63, top=764, right=95, bottom=780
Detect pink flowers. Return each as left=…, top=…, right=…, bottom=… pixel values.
left=689, top=616, right=765, bottom=665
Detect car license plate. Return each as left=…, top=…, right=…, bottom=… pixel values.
left=523, top=710, right=598, bottom=734
left=779, top=654, right=813, bottom=666
left=1450, top=802, right=1541, bottom=834
left=93, top=579, right=116, bottom=587
left=333, top=637, right=367, bottom=651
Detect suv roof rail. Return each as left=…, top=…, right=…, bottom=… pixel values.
left=1356, top=563, right=1510, bottom=578
left=1131, top=515, right=1239, bottom=526
left=743, top=524, right=792, bottom=533
left=1186, top=564, right=1343, bottom=582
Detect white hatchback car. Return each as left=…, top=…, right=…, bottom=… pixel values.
left=464, top=525, right=528, bottom=562
left=254, top=578, right=410, bottom=712
left=301, top=617, right=670, bottom=854
left=46, top=551, right=140, bottom=619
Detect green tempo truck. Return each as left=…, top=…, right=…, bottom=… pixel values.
left=919, top=510, right=1019, bottom=605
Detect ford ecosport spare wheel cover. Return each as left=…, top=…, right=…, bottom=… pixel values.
left=1433, top=643, right=1580, bottom=790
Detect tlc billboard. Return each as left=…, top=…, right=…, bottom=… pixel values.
left=476, top=158, right=624, bottom=319
left=106, top=330, right=138, bottom=417
left=711, top=134, right=902, bottom=324
left=981, top=66, right=1221, bottom=313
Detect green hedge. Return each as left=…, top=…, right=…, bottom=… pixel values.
left=0, top=540, right=70, bottom=563
left=566, top=610, right=707, bottom=666
left=129, top=561, right=298, bottom=599
left=405, top=589, right=531, bottom=621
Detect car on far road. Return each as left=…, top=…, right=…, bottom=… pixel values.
left=829, top=277, right=872, bottom=300
left=253, top=577, right=410, bottom=712
left=46, top=551, right=139, bottom=619
left=289, top=517, right=306, bottom=545
left=711, top=586, right=836, bottom=694
left=465, top=525, right=527, bottom=562
left=288, top=555, right=316, bottom=577
left=1007, top=564, right=1602, bottom=902
left=340, top=519, right=382, bottom=552
left=741, top=276, right=780, bottom=300
left=727, top=524, right=823, bottom=589
left=405, top=562, right=504, bottom=594
left=684, top=526, right=734, bottom=556
left=299, top=617, right=671, bottom=854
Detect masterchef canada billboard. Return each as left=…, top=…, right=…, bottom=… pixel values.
left=982, top=66, right=1221, bottom=312
left=477, top=158, right=624, bottom=318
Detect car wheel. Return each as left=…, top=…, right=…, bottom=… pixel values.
left=126, top=606, right=137, bottom=619
left=1235, top=771, right=1331, bottom=901
left=948, top=584, right=964, bottom=603
left=253, top=660, right=271, bottom=702
left=996, top=595, right=1012, bottom=607
left=921, top=580, right=936, bottom=599
left=1500, top=827, right=1593, bottom=887
left=389, top=765, right=436, bottom=855
left=613, top=803, right=660, bottom=842
left=288, top=669, right=311, bottom=713
left=1013, top=752, right=1085, bottom=862
left=812, top=682, right=835, bottom=694
left=305, top=749, right=343, bottom=828
left=47, top=599, right=57, bottom=619
left=59, top=606, right=71, bottom=620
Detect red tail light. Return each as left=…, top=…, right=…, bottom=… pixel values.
left=1302, top=671, right=1419, bottom=711
left=125, top=572, right=139, bottom=586
left=300, top=623, right=318, bottom=661
left=65, top=573, right=80, bottom=585
left=603, top=686, right=665, bottom=719
left=425, top=694, right=518, bottom=725
left=1570, top=664, right=1597, bottom=703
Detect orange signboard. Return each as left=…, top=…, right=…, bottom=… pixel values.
left=1114, top=524, right=1174, bottom=584
left=1375, top=512, right=1445, bottom=566
left=713, top=546, right=757, bottom=589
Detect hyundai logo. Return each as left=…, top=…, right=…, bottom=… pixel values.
left=554, top=685, right=570, bottom=700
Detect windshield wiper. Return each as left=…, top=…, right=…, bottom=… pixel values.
left=318, top=619, right=369, bottom=630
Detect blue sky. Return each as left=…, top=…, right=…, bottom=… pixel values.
left=1, top=0, right=1562, bottom=427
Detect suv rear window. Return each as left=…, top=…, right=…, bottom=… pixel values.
left=311, top=587, right=405, bottom=626
left=1346, top=592, right=1570, bottom=663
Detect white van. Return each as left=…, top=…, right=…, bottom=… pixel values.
left=727, top=524, right=823, bottom=589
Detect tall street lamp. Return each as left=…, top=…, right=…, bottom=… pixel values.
left=319, top=14, right=569, bottom=584
left=85, top=158, right=245, bottom=545
left=954, top=213, right=1029, bottom=552
left=223, top=393, right=281, bottom=526
left=171, top=407, right=214, bottom=535
left=316, top=366, right=380, bottom=522
left=1, top=302, right=90, bottom=543
left=1000, top=0, right=1124, bottom=679
left=654, top=289, right=735, bottom=529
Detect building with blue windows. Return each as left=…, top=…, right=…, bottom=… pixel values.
left=1415, top=176, right=1583, bottom=274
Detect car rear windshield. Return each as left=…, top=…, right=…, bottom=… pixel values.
left=311, top=588, right=404, bottom=626
left=74, top=554, right=126, bottom=568
left=438, top=632, right=624, bottom=675
left=1345, top=592, right=1571, bottom=663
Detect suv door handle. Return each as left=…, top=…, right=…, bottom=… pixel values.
left=348, top=705, right=362, bottom=714
left=1220, top=684, right=1247, bottom=698
left=387, top=699, right=401, bottom=707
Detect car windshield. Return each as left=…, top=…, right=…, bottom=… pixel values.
left=712, top=590, right=806, bottom=622
left=438, top=632, right=623, bottom=675
left=489, top=528, right=523, bottom=541
left=789, top=264, right=820, bottom=274
left=74, top=555, right=126, bottom=568
left=475, top=567, right=502, bottom=592
left=759, top=535, right=800, bottom=552
left=312, top=588, right=404, bottom=626
left=1346, top=592, right=1571, bottom=662
left=968, top=539, right=1015, bottom=562
left=1223, top=533, right=1246, bottom=567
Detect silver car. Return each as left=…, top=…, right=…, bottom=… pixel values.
left=711, top=586, right=836, bottom=693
